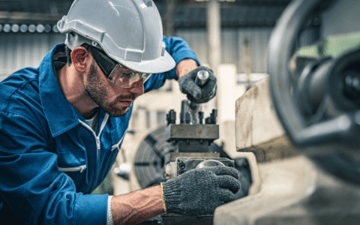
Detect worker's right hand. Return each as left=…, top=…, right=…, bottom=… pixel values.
left=161, top=166, right=241, bottom=216
left=178, top=66, right=217, bottom=104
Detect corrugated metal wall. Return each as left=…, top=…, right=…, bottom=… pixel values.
left=175, top=27, right=273, bottom=73
left=0, top=33, right=65, bottom=80
left=0, top=27, right=273, bottom=81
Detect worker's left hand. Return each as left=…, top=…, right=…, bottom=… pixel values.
left=179, top=66, right=217, bottom=104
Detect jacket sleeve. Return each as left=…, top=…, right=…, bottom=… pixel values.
left=144, top=36, right=201, bottom=93
left=0, top=111, right=108, bottom=225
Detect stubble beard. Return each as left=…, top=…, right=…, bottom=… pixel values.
left=84, top=62, right=131, bottom=117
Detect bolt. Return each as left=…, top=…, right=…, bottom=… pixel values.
left=185, top=112, right=191, bottom=124
left=170, top=110, right=176, bottom=124
left=210, top=109, right=218, bottom=124
left=178, top=162, right=185, bottom=170
left=205, top=117, right=211, bottom=124
left=198, top=111, right=204, bottom=124
left=180, top=112, right=185, bottom=124
left=167, top=109, right=176, bottom=125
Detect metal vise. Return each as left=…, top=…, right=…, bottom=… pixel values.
left=164, top=100, right=234, bottom=180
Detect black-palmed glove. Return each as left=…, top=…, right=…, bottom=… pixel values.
left=161, top=167, right=241, bottom=216
left=179, top=66, right=217, bottom=103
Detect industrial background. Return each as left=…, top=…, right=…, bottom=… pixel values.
left=0, top=0, right=319, bottom=194
left=3, top=0, right=360, bottom=224
left=0, top=0, right=296, bottom=78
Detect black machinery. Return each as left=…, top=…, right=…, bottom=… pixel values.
left=268, top=0, right=360, bottom=185
left=133, top=71, right=251, bottom=225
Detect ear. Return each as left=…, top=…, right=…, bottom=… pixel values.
left=71, top=46, right=90, bottom=73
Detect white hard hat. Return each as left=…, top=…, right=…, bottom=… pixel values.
left=57, top=0, right=175, bottom=74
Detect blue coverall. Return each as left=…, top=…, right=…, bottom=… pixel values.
left=0, top=37, right=199, bottom=225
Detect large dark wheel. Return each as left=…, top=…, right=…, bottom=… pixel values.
left=134, top=126, right=172, bottom=188
left=134, top=126, right=229, bottom=188
left=269, top=0, right=360, bottom=184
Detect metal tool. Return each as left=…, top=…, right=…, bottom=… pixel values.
left=187, top=70, right=210, bottom=124
left=195, top=70, right=210, bottom=86
left=137, top=69, right=240, bottom=224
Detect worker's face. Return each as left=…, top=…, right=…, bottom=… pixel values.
left=84, top=60, right=144, bottom=117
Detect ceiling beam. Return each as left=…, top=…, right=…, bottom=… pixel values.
left=0, top=11, right=62, bottom=23
left=179, top=0, right=291, bottom=8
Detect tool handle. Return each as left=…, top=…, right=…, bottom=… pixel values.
left=189, top=70, right=209, bottom=122
left=195, top=70, right=209, bottom=87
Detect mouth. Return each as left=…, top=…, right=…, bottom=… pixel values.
left=119, top=100, right=133, bottom=106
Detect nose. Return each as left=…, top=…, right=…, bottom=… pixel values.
left=128, top=79, right=144, bottom=96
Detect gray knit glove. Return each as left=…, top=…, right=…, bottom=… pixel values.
left=178, top=66, right=217, bottom=103
left=161, top=167, right=240, bottom=216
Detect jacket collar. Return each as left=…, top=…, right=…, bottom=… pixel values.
left=39, top=44, right=82, bottom=137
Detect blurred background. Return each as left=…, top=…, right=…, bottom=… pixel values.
left=0, top=0, right=319, bottom=195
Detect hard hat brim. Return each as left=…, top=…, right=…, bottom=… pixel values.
left=112, top=50, right=176, bottom=74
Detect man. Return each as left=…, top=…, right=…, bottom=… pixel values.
left=0, top=0, right=241, bottom=224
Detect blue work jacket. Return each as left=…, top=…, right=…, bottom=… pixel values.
left=0, top=37, right=199, bottom=225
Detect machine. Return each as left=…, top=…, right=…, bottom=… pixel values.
left=214, top=0, right=360, bottom=224
left=268, top=0, right=360, bottom=185
left=130, top=71, right=253, bottom=225
left=118, top=1, right=360, bottom=224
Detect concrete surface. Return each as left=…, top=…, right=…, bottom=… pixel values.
left=214, top=156, right=360, bottom=225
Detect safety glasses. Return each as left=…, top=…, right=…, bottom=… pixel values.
left=83, top=44, right=152, bottom=88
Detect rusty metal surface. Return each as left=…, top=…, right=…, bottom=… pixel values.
left=214, top=156, right=360, bottom=225
left=176, top=140, right=212, bottom=152
left=165, top=124, right=219, bottom=141
left=177, top=157, right=235, bottom=176
left=166, top=152, right=220, bottom=162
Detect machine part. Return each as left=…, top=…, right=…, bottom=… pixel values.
left=57, top=0, right=175, bottom=74
left=114, top=162, right=132, bottom=181
left=189, top=102, right=200, bottom=125
left=178, top=70, right=211, bottom=125
left=205, top=117, right=211, bottom=124
left=343, top=70, right=360, bottom=101
left=177, top=157, right=233, bottom=176
left=165, top=124, right=219, bottom=141
left=114, top=147, right=132, bottom=180
left=166, top=109, right=176, bottom=125
left=180, top=99, right=202, bottom=125
left=188, top=69, right=209, bottom=124
left=185, top=112, right=191, bottom=124
left=198, top=111, right=204, bottom=124
left=165, top=152, right=220, bottom=164
left=268, top=0, right=360, bottom=184
left=195, top=70, right=210, bottom=87
left=169, top=101, right=217, bottom=137
left=166, top=154, right=227, bottom=179
left=233, top=158, right=252, bottom=199
left=180, top=100, right=190, bottom=124
left=134, top=126, right=225, bottom=188
left=165, top=123, right=219, bottom=153
left=214, top=156, right=360, bottom=225
left=210, top=109, right=217, bottom=124
left=134, top=126, right=175, bottom=188
left=196, top=159, right=226, bottom=169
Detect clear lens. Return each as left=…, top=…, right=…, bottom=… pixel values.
left=142, top=73, right=152, bottom=83
left=108, top=65, right=152, bottom=88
